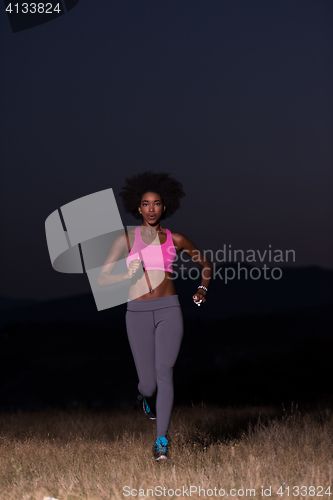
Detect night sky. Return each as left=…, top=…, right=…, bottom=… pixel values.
left=1, top=0, right=332, bottom=302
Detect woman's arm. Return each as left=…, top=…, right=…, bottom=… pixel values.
left=173, top=232, right=213, bottom=305
left=97, top=233, right=140, bottom=287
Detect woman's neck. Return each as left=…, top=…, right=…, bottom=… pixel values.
left=141, top=222, right=163, bottom=233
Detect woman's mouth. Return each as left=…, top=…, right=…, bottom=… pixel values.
left=148, top=214, right=156, bottom=219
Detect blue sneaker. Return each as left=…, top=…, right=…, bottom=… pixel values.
left=152, top=436, right=169, bottom=461
left=142, top=396, right=156, bottom=420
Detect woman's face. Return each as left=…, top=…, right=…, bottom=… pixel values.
left=138, top=191, right=165, bottom=224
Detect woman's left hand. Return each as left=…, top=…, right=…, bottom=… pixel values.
left=192, top=289, right=207, bottom=306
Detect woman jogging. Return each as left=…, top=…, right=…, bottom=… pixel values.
left=97, top=171, right=212, bottom=461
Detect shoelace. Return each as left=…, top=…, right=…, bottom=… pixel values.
left=154, top=436, right=168, bottom=452
left=144, top=399, right=151, bottom=413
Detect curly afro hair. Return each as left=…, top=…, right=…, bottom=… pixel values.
left=118, top=171, right=186, bottom=220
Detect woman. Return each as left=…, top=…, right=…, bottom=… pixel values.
left=97, top=172, right=212, bottom=461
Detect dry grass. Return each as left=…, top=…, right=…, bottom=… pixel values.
left=0, top=402, right=332, bottom=499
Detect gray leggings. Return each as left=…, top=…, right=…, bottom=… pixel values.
left=125, top=295, right=184, bottom=439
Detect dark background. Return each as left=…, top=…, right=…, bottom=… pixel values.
left=0, top=0, right=332, bottom=411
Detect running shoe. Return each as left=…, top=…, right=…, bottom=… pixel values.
left=152, top=436, right=169, bottom=461
left=142, top=396, right=156, bottom=420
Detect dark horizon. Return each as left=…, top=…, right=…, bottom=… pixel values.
left=0, top=261, right=331, bottom=304
left=1, top=264, right=332, bottom=326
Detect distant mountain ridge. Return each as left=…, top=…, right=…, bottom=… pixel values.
left=0, top=297, right=40, bottom=310
left=0, top=264, right=332, bottom=326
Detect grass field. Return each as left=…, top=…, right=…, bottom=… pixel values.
left=0, top=401, right=332, bottom=499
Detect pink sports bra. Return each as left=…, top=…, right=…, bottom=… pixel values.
left=126, top=226, right=177, bottom=273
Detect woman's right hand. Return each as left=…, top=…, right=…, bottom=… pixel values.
left=127, top=258, right=141, bottom=279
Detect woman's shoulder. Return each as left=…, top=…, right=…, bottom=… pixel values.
left=168, top=229, right=187, bottom=250
left=123, top=228, right=137, bottom=246
left=125, top=227, right=136, bottom=237
left=168, top=228, right=186, bottom=238
left=113, top=228, right=136, bottom=249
